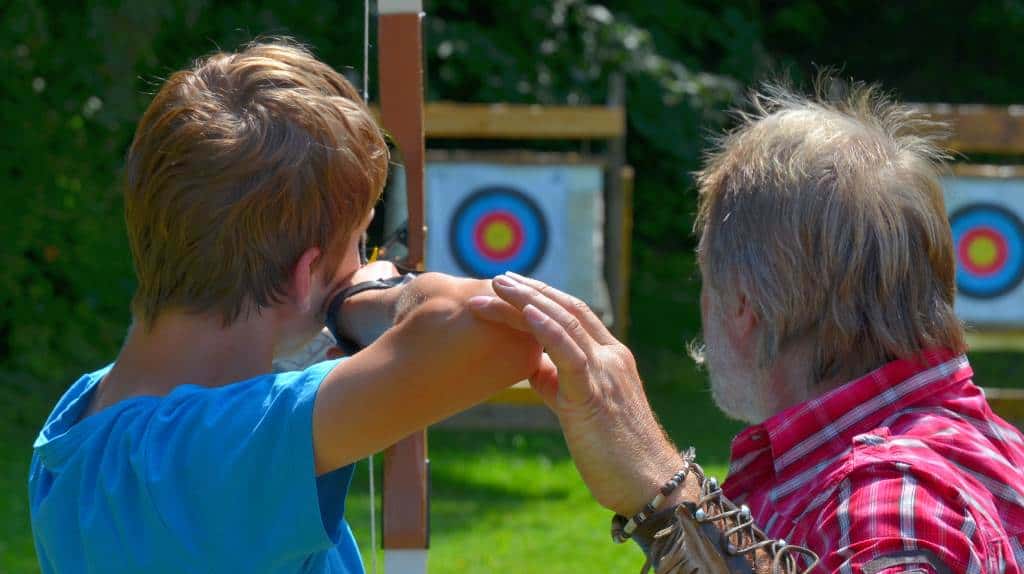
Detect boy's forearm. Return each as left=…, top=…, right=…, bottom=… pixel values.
left=314, top=274, right=542, bottom=472
left=396, top=273, right=488, bottom=319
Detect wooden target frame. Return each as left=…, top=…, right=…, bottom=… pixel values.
left=914, top=104, right=1024, bottom=351
left=913, top=104, right=1024, bottom=422
left=378, top=96, right=633, bottom=414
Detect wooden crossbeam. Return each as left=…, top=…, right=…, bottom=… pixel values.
left=912, top=103, right=1024, bottom=155
left=373, top=102, right=626, bottom=140
left=966, top=330, right=1024, bottom=351
left=951, top=164, right=1024, bottom=178
left=424, top=102, right=625, bottom=139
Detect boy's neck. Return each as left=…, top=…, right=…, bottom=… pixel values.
left=107, top=310, right=280, bottom=396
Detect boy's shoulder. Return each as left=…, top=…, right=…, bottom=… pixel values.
left=29, top=359, right=353, bottom=574
left=33, top=359, right=342, bottom=470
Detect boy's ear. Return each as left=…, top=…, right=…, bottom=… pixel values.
left=289, top=247, right=322, bottom=311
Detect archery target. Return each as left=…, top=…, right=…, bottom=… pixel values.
left=943, top=175, right=1024, bottom=326
left=426, top=161, right=611, bottom=320
left=950, top=204, right=1024, bottom=299
left=449, top=186, right=548, bottom=277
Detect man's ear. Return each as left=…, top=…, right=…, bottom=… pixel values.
left=289, top=247, right=322, bottom=312
left=728, top=289, right=760, bottom=349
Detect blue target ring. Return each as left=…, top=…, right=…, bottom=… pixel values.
left=450, top=186, right=548, bottom=278
left=950, top=203, right=1024, bottom=299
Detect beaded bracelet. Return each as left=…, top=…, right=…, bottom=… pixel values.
left=611, top=448, right=696, bottom=543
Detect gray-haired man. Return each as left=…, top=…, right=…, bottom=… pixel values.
left=470, top=83, right=1024, bottom=573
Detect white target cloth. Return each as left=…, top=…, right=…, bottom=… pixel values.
left=942, top=175, right=1024, bottom=326
left=426, top=162, right=611, bottom=321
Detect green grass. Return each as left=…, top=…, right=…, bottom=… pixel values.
left=342, top=383, right=742, bottom=573
left=0, top=384, right=52, bottom=573
left=7, top=359, right=1020, bottom=574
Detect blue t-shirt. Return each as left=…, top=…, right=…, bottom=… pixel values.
left=28, top=360, right=364, bottom=574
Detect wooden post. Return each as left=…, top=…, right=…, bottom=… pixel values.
left=604, top=72, right=631, bottom=339
left=379, top=0, right=427, bottom=269
left=616, top=165, right=635, bottom=340
left=378, top=1, right=429, bottom=572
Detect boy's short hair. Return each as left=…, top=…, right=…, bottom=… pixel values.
left=124, top=38, right=388, bottom=327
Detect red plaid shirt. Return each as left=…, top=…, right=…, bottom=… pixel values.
left=722, top=350, right=1024, bottom=573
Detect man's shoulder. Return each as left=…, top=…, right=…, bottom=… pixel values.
left=806, top=444, right=1014, bottom=573
left=800, top=410, right=1024, bottom=570
left=839, top=405, right=1024, bottom=513
left=858, top=400, right=1024, bottom=479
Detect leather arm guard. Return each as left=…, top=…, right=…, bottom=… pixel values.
left=324, top=272, right=418, bottom=355
left=614, top=455, right=819, bottom=574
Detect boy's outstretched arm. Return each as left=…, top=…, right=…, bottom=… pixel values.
left=311, top=269, right=542, bottom=475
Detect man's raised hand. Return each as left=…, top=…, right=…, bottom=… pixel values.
left=469, top=272, right=687, bottom=516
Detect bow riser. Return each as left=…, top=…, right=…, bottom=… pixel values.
left=378, top=1, right=429, bottom=572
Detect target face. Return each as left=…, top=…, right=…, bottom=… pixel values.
left=950, top=203, right=1024, bottom=299
left=449, top=186, right=548, bottom=277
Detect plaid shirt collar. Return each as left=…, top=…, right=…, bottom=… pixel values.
left=722, top=348, right=974, bottom=509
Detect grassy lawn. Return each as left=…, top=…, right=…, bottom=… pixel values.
left=0, top=384, right=51, bottom=573
left=344, top=385, right=740, bottom=573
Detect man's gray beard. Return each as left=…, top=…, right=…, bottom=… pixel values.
left=695, top=312, right=771, bottom=425
left=707, top=362, right=769, bottom=425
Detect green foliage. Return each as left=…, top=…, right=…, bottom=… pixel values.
left=0, top=0, right=740, bottom=393
left=1, top=1, right=364, bottom=389
left=5, top=0, right=1024, bottom=395
left=5, top=0, right=1024, bottom=570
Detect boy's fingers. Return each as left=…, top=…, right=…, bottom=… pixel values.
left=467, top=296, right=531, bottom=332
left=504, top=272, right=616, bottom=345
left=492, top=276, right=596, bottom=354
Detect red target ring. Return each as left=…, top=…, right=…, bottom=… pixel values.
left=958, top=227, right=1009, bottom=276
left=473, top=211, right=524, bottom=260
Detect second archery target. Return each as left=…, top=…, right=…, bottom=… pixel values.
left=943, top=175, right=1024, bottom=325
left=950, top=204, right=1024, bottom=299
left=426, top=160, right=611, bottom=319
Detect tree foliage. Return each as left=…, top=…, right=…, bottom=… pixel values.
left=3, top=0, right=1024, bottom=390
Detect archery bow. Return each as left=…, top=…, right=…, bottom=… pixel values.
left=377, top=1, right=429, bottom=573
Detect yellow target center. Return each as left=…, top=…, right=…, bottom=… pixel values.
left=484, top=221, right=515, bottom=251
left=968, top=236, right=999, bottom=267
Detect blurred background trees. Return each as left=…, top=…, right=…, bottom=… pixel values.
left=5, top=1, right=1024, bottom=571
left=3, top=0, right=1024, bottom=392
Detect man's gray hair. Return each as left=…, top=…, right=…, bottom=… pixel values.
left=695, top=79, right=966, bottom=383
